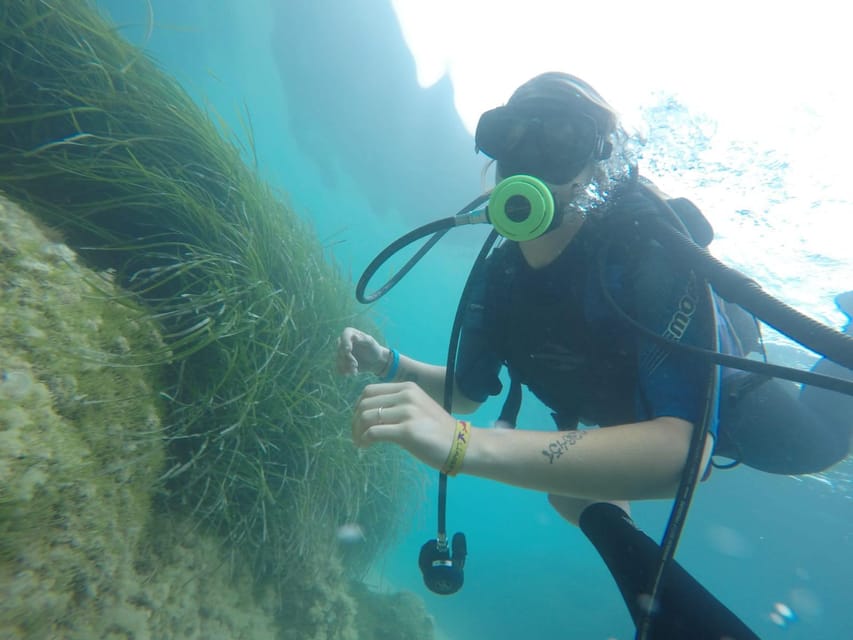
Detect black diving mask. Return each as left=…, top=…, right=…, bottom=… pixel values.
left=475, top=104, right=611, bottom=185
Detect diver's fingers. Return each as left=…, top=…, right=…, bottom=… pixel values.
left=351, top=395, right=405, bottom=447
left=336, top=328, right=362, bottom=374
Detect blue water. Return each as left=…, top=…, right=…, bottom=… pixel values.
left=98, top=1, right=852, bottom=638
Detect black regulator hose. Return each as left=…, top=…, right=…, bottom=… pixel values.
left=604, top=183, right=852, bottom=640
left=420, top=228, right=500, bottom=596
left=355, top=218, right=454, bottom=303
left=598, top=184, right=853, bottom=396
left=356, top=194, right=490, bottom=303
left=355, top=191, right=495, bottom=596
left=636, top=279, right=719, bottom=640
left=606, top=188, right=722, bottom=640
left=639, top=204, right=853, bottom=371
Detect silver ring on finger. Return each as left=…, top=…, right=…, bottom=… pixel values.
left=377, top=406, right=384, bottom=424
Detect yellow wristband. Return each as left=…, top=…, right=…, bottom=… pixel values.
left=442, top=420, right=471, bottom=477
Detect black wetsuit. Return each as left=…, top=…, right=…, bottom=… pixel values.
left=455, top=211, right=849, bottom=475
left=456, top=218, right=713, bottom=432
left=454, top=208, right=767, bottom=639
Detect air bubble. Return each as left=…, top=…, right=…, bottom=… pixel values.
left=0, top=370, right=34, bottom=399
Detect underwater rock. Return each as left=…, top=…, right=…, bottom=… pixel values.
left=0, top=190, right=435, bottom=640
left=350, top=581, right=435, bottom=640
left=0, top=196, right=279, bottom=639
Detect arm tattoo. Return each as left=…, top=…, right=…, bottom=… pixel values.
left=542, top=430, right=585, bottom=464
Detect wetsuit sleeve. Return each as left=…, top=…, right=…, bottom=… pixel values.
left=632, top=241, right=713, bottom=427
left=455, top=260, right=504, bottom=403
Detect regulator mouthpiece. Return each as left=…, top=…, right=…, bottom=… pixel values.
left=488, top=175, right=555, bottom=241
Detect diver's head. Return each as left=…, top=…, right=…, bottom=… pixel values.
left=475, top=72, right=618, bottom=186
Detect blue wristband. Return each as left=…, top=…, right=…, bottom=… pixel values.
left=380, top=348, right=400, bottom=382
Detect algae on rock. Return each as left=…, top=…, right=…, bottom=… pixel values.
left=1, top=195, right=279, bottom=639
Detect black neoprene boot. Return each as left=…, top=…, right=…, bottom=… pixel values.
left=579, top=502, right=759, bottom=640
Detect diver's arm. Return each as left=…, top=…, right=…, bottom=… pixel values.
left=383, top=349, right=481, bottom=415
left=461, top=416, right=712, bottom=501
left=352, top=381, right=710, bottom=501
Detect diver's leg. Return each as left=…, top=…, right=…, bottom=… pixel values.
left=547, top=493, right=629, bottom=526
left=578, top=502, right=759, bottom=640
left=717, top=373, right=849, bottom=474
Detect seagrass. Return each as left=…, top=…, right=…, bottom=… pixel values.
left=0, top=0, right=414, bottom=579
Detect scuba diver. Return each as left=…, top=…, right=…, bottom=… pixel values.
left=337, top=72, right=853, bottom=639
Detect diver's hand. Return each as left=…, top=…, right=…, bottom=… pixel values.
left=352, top=382, right=457, bottom=470
left=336, top=327, right=389, bottom=376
